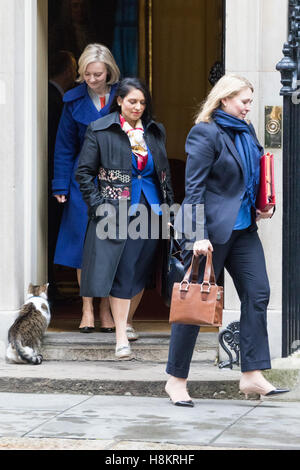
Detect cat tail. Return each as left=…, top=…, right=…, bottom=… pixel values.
left=14, top=339, right=43, bottom=365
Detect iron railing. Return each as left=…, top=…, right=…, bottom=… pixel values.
left=276, top=0, right=300, bottom=356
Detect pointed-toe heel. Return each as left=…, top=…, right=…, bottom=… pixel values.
left=265, top=388, right=290, bottom=396
left=240, top=383, right=290, bottom=399
left=165, top=386, right=194, bottom=408
left=173, top=399, right=195, bottom=408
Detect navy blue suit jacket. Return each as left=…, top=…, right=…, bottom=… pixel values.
left=176, top=119, right=263, bottom=246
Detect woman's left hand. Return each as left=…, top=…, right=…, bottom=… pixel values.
left=256, top=208, right=274, bottom=221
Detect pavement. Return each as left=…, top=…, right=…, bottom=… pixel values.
left=1, top=330, right=300, bottom=452
left=0, top=331, right=299, bottom=401
left=0, top=391, right=300, bottom=451
left=0, top=331, right=245, bottom=399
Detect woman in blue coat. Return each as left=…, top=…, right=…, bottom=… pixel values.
left=52, top=43, right=120, bottom=332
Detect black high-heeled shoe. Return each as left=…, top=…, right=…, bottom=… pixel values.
left=99, top=327, right=115, bottom=333
left=171, top=399, right=195, bottom=408
left=79, top=326, right=95, bottom=333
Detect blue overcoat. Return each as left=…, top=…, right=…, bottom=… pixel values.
left=52, top=82, right=118, bottom=268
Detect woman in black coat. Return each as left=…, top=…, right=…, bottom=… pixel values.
left=165, top=74, right=289, bottom=406
left=76, top=78, right=174, bottom=358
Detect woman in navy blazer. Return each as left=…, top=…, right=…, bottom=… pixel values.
left=165, top=75, right=289, bottom=406
left=52, top=43, right=120, bottom=332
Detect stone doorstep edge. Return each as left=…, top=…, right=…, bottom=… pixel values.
left=0, top=367, right=299, bottom=400
left=0, top=376, right=243, bottom=399
left=41, top=350, right=217, bottom=363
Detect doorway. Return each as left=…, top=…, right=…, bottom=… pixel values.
left=47, top=0, right=225, bottom=328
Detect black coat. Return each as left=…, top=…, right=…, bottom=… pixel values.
left=75, top=111, right=174, bottom=297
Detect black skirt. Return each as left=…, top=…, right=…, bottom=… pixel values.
left=109, top=193, right=160, bottom=299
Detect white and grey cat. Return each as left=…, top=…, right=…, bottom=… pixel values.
left=6, top=283, right=51, bottom=365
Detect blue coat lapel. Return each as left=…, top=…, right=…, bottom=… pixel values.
left=71, top=83, right=118, bottom=126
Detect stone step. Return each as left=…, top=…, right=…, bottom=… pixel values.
left=41, top=331, right=219, bottom=362
left=0, top=358, right=242, bottom=399
left=1, top=358, right=298, bottom=401
left=3, top=333, right=299, bottom=401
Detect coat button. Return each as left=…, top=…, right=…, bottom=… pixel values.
left=138, top=175, right=142, bottom=179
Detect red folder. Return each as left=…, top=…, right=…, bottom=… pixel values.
left=256, top=152, right=275, bottom=211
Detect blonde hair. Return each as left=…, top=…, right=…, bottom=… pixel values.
left=195, top=74, right=254, bottom=124
left=77, top=43, right=120, bottom=85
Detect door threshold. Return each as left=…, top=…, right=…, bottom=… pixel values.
left=48, top=319, right=218, bottom=334
left=48, top=319, right=172, bottom=333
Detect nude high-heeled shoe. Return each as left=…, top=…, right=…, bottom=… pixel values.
left=165, top=377, right=195, bottom=407
left=239, top=372, right=289, bottom=399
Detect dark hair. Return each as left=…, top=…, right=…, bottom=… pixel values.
left=49, top=50, right=75, bottom=78
left=110, top=77, right=153, bottom=124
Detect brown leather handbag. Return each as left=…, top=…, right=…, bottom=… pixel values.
left=169, top=251, right=223, bottom=327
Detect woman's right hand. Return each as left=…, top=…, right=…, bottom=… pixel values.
left=54, top=194, right=67, bottom=203
left=193, top=239, right=213, bottom=257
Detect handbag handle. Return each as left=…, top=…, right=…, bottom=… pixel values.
left=170, top=236, right=182, bottom=256
left=181, top=251, right=216, bottom=291
left=169, top=224, right=182, bottom=254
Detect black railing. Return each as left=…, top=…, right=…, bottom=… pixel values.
left=276, top=0, right=300, bottom=357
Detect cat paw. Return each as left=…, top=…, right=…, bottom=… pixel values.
left=33, top=355, right=43, bottom=365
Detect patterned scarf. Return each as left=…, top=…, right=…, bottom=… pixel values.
left=120, top=114, right=148, bottom=171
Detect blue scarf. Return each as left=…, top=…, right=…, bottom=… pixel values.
left=214, top=109, right=261, bottom=207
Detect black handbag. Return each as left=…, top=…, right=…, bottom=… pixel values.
left=162, top=233, right=185, bottom=307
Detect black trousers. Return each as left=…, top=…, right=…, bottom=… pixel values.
left=166, top=228, right=271, bottom=376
